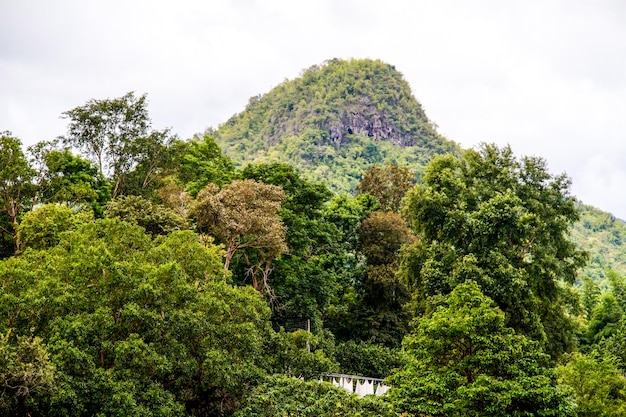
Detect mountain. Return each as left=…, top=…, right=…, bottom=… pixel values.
left=211, top=58, right=626, bottom=287
left=212, top=58, right=459, bottom=193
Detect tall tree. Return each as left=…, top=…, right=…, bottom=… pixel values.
left=192, top=180, right=287, bottom=293
left=389, top=280, right=575, bottom=417
left=241, top=163, right=343, bottom=327
left=0, top=220, right=273, bottom=415
left=61, top=92, right=171, bottom=198
left=400, top=143, right=588, bottom=358
left=30, top=146, right=111, bottom=217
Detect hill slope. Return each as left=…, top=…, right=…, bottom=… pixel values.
left=212, top=58, right=459, bottom=192
left=571, top=204, right=626, bottom=288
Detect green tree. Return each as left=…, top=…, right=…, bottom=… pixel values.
left=334, top=340, right=407, bottom=379
left=240, top=163, right=345, bottom=328
left=172, top=134, right=235, bottom=197
left=61, top=92, right=172, bottom=199
left=331, top=211, right=415, bottom=346
left=0, top=220, right=273, bottom=416
left=0, top=132, right=35, bottom=256
left=0, top=334, right=57, bottom=415
left=389, top=280, right=575, bottom=417
left=17, top=204, right=92, bottom=251
left=556, top=351, right=626, bottom=417
left=31, top=146, right=111, bottom=217
left=581, top=276, right=602, bottom=320
left=400, top=144, right=588, bottom=358
left=107, top=195, right=185, bottom=238
left=586, top=292, right=623, bottom=344
left=358, top=211, right=414, bottom=266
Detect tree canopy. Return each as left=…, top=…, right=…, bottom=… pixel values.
left=400, top=143, right=588, bottom=358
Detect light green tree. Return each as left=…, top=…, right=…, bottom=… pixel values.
left=557, top=351, right=626, bottom=417
left=61, top=92, right=173, bottom=198
left=0, top=219, right=274, bottom=416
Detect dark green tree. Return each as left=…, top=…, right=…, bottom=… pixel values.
left=240, top=163, right=344, bottom=327
left=400, top=143, right=588, bottom=358
left=389, top=280, right=575, bottom=417
left=0, top=132, right=35, bottom=256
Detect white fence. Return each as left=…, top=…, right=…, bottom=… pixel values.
left=321, top=373, right=390, bottom=397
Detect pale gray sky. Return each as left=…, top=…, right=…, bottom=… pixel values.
left=2, top=0, right=626, bottom=218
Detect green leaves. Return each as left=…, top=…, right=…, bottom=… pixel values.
left=401, top=143, right=587, bottom=358
left=390, top=281, right=575, bottom=417
left=0, top=218, right=274, bottom=415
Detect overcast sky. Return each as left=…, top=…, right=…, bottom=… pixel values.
left=2, top=0, right=626, bottom=218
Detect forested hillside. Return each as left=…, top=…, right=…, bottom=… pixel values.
left=571, top=203, right=626, bottom=287
left=1, top=60, right=626, bottom=416
left=212, top=58, right=459, bottom=193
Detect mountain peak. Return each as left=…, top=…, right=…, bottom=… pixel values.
left=213, top=58, right=459, bottom=193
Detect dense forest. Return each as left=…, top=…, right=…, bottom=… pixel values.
left=1, top=59, right=626, bottom=416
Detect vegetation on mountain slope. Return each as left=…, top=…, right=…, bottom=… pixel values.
left=212, top=58, right=459, bottom=193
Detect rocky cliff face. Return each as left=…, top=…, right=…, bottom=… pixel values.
left=329, top=96, right=407, bottom=147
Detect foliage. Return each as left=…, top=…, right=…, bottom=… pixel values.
left=107, top=195, right=185, bottom=237
left=192, top=180, right=287, bottom=293
left=172, top=134, right=235, bottom=197
left=17, top=204, right=92, bottom=251
left=597, top=317, right=626, bottom=371
left=0, top=219, right=274, bottom=416
left=571, top=204, right=626, bottom=287
left=356, top=162, right=415, bottom=212
left=30, top=146, right=111, bottom=217
left=213, top=58, right=459, bottom=194
left=334, top=340, right=407, bottom=379
left=61, top=92, right=172, bottom=198
left=266, top=329, right=338, bottom=379
left=400, top=143, right=588, bottom=358
left=389, top=280, right=575, bottom=417
left=556, top=351, right=626, bottom=417
left=234, top=375, right=396, bottom=417
left=358, top=211, right=414, bottom=266
left=586, top=292, right=623, bottom=344
left=0, top=334, right=56, bottom=415
left=240, top=163, right=346, bottom=327
left=0, top=132, right=36, bottom=256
